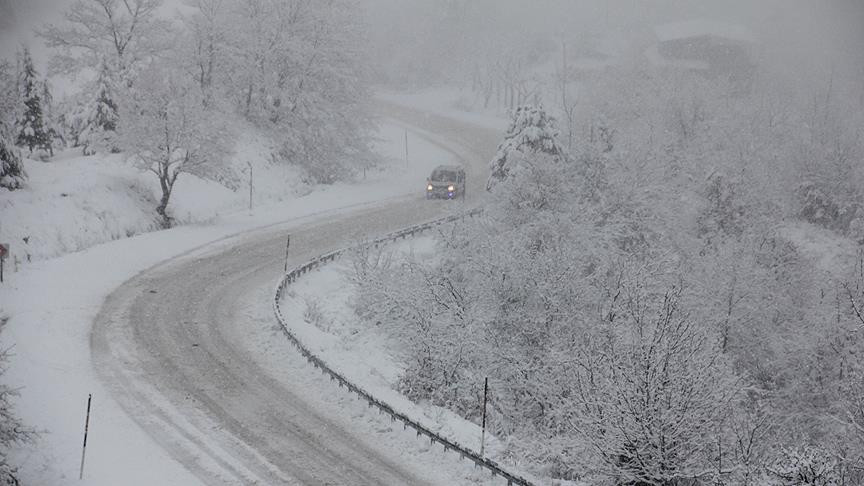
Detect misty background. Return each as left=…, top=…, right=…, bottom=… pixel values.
left=3, top=0, right=864, bottom=94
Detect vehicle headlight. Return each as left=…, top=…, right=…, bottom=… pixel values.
left=447, top=185, right=455, bottom=192
left=427, top=184, right=433, bottom=191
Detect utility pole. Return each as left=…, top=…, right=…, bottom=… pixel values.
left=247, top=161, right=253, bottom=212
left=404, top=129, right=409, bottom=169
left=480, top=377, right=488, bottom=457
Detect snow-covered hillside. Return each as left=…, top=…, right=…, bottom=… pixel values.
left=0, top=121, right=427, bottom=263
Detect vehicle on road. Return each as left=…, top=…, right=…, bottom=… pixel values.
left=425, top=165, right=465, bottom=200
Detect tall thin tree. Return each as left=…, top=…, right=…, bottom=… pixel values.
left=15, top=47, right=51, bottom=156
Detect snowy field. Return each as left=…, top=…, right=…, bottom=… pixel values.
left=0, top=117, right=464, bottom=485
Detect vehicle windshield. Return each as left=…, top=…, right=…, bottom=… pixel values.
left=430, top=169, right=459, bottom=182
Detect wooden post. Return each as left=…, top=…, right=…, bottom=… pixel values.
left=247, top=161, right=253, bottom=212
left=480, top=377, right=488, bottom=457
left=79, top=393, right=92, bottom=480
left=0, top=243, right=7, bottom=283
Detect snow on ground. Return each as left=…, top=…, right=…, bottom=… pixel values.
left=275, top=235, right=538, bottom=480
left=782, top=221, right=862, bottom=280
left=234, top=245, right=504, bottom=486
left=0, top=119, right=458, bottom=485
left=377, top=88, right=509, bottom=132
left=0, top=120, right=447, bottom=263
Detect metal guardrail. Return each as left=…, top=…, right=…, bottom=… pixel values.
left=272, top=208, right=536, bottom=486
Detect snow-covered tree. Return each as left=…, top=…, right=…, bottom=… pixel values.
left=566, top=286, right=741, bottom=484
left=180, top=0, right=229, bottom=106
left=39, top=79, right=63, bottom=152
left=0, top=139, right=25, bottom=190
left=0, top=61, right=26, bottom=190
left=0, top=313, right=38, bottom=485
left=118, top=65, right=227, bottom=227
left=213, top=0, right=374, bottom=184
left=487, top=104, right=566, bottom=190
left=767, top=447, right=843, bottom=486
left=39, top=0, right=170, bottom=82
left=15, top=48, right=52, bottom=156
left=78, top=57, right=119, bottom=155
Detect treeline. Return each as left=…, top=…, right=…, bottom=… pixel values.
left=353, top=69, right=864, bottom=484
left=1, top=0, right=372, bottom=225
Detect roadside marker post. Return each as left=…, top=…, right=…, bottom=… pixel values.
left=247, top=161, right=253, bottom=212
left=79, top=393, right=92, bottom=480
left=0, top=243, right=8, bottom=283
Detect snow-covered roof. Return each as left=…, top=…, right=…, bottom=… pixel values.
left=654, top=20, right=755, bottom=44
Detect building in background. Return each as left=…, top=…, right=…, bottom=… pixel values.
left=645, top=19, right=757, bottom=90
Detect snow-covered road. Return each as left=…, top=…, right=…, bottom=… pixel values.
left=88, top=106, right=501, bottom=484
left=93, top=200, right=448, bottom=484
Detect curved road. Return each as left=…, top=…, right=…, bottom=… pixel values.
left=91, top=106, right=499, bottom=485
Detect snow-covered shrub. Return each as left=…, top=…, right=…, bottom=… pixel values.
left=697, top=173, right=747, bottom=245
left=0, top=138, right=26, bottom=190
left=797, top=183, right=860, bottom=234
left=302, top=298, right=328, bottom=332
left=0, top=313, right=38, bottom=485
left=348, top=242, right=395, bottom=322
left=768, top=447, right=843, bottom=486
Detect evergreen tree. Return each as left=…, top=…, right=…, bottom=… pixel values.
left=486, top=104, right=566, bottom=190
left=79, top=57, right=119, bottom=155
left=0, top=138, right=25, bottom=190
left=40, top=78, right=59, bottom=152
left=15, top=48, right=51, bottom=155
left=0, top=60, right=26, bottom=190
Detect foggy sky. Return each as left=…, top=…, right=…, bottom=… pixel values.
left=2, top=0, right=862, bottom=96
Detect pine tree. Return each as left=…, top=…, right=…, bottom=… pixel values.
left=486, top=105, right=566, bottom=190
left=79, top=57, right=119, bottom=155
left=0, top=60, right=26, bottom=190
left=0, top=137, right=25, bottom=190
left=15, top=48, right=51, bottom=156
